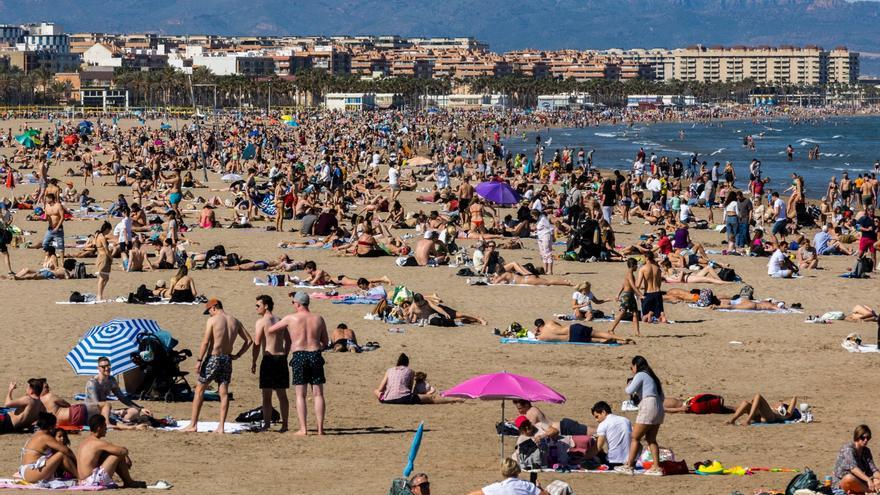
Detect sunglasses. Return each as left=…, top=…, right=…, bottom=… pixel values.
left=861, top=435, right=872, bottom=441
left=98, top=364, right=111, bottom=369
left=414, top=481, right=430, bottom=489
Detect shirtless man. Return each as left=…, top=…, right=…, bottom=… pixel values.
left=161, top=169, right=182, bottom=216
left=41, top=193, right=68, bottom=262
left=414, top=231, right=447, bottom=266
left=268, top=292, right=330, bottom=435
left=251, top=295, right=290, bottom=432
left=637, top=251, right=667, bottom=323
left=77, top=415, right=145, bottom=488
left=126, top=238, right=152, bottom=271
left=533, top=319, right=633, bottom=344
left=609, top=258, right=643, bottom=336
left=183, top=299, right=253, bottom=434
left=3, top=379, right=46, bottom=432
left=457, top=175, right=474, bottom=225
left=301, top=261, right=333, bottom=285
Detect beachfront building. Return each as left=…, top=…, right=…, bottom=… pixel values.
left=324, top=92, right=376, bottom=111
left=82, top=43, right=168, bottom=71
left=420, top=93, right=508, bottom=109
left=671, top=45, right=859, bottom=85
left=627, top=94, right=698, bottom=109
left=21, top=23, right=69, bottom=53
left=536, top=94, right=593, bottom=111
left=603, top=48, right=675, bottom=81
left=192, top=53, right=276, bottom=76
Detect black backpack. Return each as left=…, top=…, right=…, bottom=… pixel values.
left=718, top=267, right=737, bottom=282
left=235, top=406, right=280, bottom=423
left=225, top=253, right=241, bottom=267
left=784, top=467, right=818, bottom=495
left=853, top=256, right=873, bottom=279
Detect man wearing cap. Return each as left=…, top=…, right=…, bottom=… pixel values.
left=268, top=292, right=329, bottom=436
left=182, top=299, right=253, bottom=434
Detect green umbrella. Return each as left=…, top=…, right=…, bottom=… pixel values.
left=24, top=129, right=40, bottom=137
left=15, top=134, right=39, bottom=148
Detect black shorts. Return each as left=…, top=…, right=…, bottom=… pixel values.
left=381, top=393, right=421, bottom=405
left=458, top=198, right=471, bottom=212
left=259, top=354, right=290, bottom=389
left=117, top=242, right=130, bottom=253
left=569, top=323, right=593, bottom=343
left=0, top=240, right=7, bottom=254
left=290, top=350, right=326, bottom=385
left=641, top=291, right=664, bottom=318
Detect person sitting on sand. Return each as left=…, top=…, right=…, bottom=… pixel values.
left=832, top=424, right=880, bottom=494
left=4, top=379, right=47, bottom=432
left=725, top=394, right=801, bottom=425
left=414, top=230, right=448, bottom=266
left=77, top=415, right=145, bottom=488
left=490, top=272, right=572, bottom=286
left=412, top=371, right=462, bottom=405
left=571, top=281, right=606, bottom=320
left=39, top=380, right=150, bottom=430
left=168, top=266, right=198, bottom=303
left=796, top=238, right=819, bottom=270
left=330, top=323, right=359, bottom=353
left=17, top=412, right=77, bottom=484
left=533, top=318, right=634, bottom=344
left=404, top=293, right=487, bottom=326
left=466, top=458, right=549, bottom=495
left=374, top=353, right=421, bottom=404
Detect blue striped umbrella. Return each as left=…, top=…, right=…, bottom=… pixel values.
left=65, top=318, right=161, bottom=376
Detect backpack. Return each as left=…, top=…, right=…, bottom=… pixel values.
left=225, top=253, right=241, bottom=267
left=387, top=478, right=413, bottom=495
left=687, top=394, right=725, bottom=414
left=717, top=267, right=737, bottom=282
left=73, top=261, right=88, bottom=280
left=516, top=438, right=548, bottom=470
left=853, top=256, right=873, bottom=278
left=694, top=219, right=709, bottom=229
left=69, top=291, right=85, bottom=303
left=785, top=468, right=818, bottom=495
left=234, top=405, right=280, bottom=423
left=696, top=288, right=715, bottom=308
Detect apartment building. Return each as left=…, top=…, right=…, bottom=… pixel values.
left=192, top=54, right=275, bottom=76
left=828, top=47, right=859, bottom=84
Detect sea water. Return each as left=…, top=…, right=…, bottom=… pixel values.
left=508, top=115, right=880, bottom=198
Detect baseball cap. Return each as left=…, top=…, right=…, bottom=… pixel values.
left=290, top=291, right=309, bottom=306
left=203, top=298, right=222, bottom=315
left=514, top=415, right=529, bottom=429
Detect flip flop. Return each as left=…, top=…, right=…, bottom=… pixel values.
left=147, top=480, right=173, bottom=490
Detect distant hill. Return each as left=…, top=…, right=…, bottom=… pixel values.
left=5, top=0, right=880, bottom=74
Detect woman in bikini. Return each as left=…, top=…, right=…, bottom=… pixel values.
left=18, top=413, right=77, bottom=483
left=660, top=259, right=734, bottom=285
left=489, top=271, right=573, bottom=286
left=168, top=266, right=198, bottom=303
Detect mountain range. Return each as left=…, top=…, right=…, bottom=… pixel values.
left=4, top=0, right=880, bottom=73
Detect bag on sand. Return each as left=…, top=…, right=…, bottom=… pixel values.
left=785, top=467, right=818, bottom=495
left=235, top=406, right=280, bottom=424
left=388, top=478, right=413, bottom=495
left=852, top=256, right=873, bottom=279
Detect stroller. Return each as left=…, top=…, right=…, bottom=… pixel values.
left=129, top=332, right=193, bottom=402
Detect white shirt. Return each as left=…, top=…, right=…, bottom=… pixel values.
left=679, top=203, right=692, bottom=222
left=596, top=414, right=632, bottom=464
left=724, top=201, right=738, bottom=216
left=482, top=478, right=541, bottom=495
left=572, top=291, right=596, bottom=311
left=473, top=249, right=485, bottom=272
left=773, top=198, right=787, bottom=221
left=535, top=215, right=553, bottom=240
left=530, top=198, right=543, bottom=212
left=388, top=167, right=399, bottom=186
left=768, top=249, right=786, bottom=275
left=113, top=217, right=132, bottom=243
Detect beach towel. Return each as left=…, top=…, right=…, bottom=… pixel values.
left=158, top=420, right=258, bottom=434
left=332, top=297, right=383, bottom=305
left=688, top=304, right=801, bottom=314
left=0, top=479, right=106, bottom=491
left=500, top=338, right=620, bottom=347
left=144, top=300, right=201, bottom=306
left=253, top=277, right=336, bottom=289
left=56, top=300, right=113, bottom=305
left=258, top=194, right=276, bottom=217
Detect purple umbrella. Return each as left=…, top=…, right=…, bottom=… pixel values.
left=474, top=181, right=521, bottom=206
left=442, top=371, right=566, bottom=457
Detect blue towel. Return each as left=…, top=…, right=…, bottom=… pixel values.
left=750, top=420, right=798, bottom=426
left=332, top=298, right=382, bottom=305
left=500, top=338, right=620, bottom=347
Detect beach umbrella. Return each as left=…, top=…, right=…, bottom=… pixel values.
left=62, top=134, right=78, bottom=146
left=407, top=156, right=432, bottom=167
left=285, top=120, right=299, bottom=127
left=474, top=181, right=521, bottom=206
left=153, top=139, right=163, bottom=146
left=24, top=129, right=40, bottom=137
left=65, top=318, right=163, bottom=376
left=442, top=371, right=565, bottom=458
left=160, top=123, right=172, bottom=130
left=242, top=143, right=256, bottom=160
left=14, top=134, right=39, bottom=148
left=402, top=421, right=424, bottom=478
left=248, top=129, right=260, bottom=138
left=280, top=114, right=292, bottom=121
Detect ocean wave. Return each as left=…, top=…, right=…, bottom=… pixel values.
left=709, top=148, right=726, bottom=156
left=832, top=135, right=843, bottom=139
left=594, top=132, right=617, bottom=138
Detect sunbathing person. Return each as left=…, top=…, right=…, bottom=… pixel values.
left=512, top=399, right=592, bottom=437
left=68, top=234, right=97, bottom=258
left=330, top=323, right=359, bottom=353
left=4, top=379, right=47, bottom=432
left=666, top=243, right=710, bottom=268
left=3, top=258, right=77, bottom=280
left=39, top=381, right=149, bottom=431
left=845, top=305, right=877, bottom=322
left=490, top=272, right=573, bottom=286
left=533, top=319, right=634, bottom=344
left=711, top=299, right=789, bottom=311
left=335, top=274, right=392, bottom=287
left=225, top=254, right=301, bottom=271
left=725, top=395, right=801, bottom=425
left=412, top=371, right=463, bottom=405
left=17, top=413, right=77, bottom=484
left=404, top=293, right=487, bottom=326
left=660, top=261, right=734, bottom=285
left=77, top=415, right=145, bottom=488
left=664, top=395, right=734, bottom=414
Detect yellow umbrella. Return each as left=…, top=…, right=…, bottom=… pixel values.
left=280, top=115, right=293, bottom=121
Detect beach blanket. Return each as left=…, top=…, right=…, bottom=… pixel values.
left=500, top=338, right=620, bottom=347
left=258, top=195, right=276, bottom=216
left=158, top=421, right=258, bottom=433
left=751, top=420, right=800, bottom=426
left=524, top=468, right=645, bottom=475
left=688, top=304, right=802, bottom=314
left=0, top=479, right=106, bottom=491
left=56, top=300, right=113, bottom=305
left=144, top=300, right=201, bottom=306
left=332, top=297, right=383, bottom=305
left=253, top=277, right=337, bottom=289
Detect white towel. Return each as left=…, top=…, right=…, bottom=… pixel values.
left=158, top=420, right=258, bottom=433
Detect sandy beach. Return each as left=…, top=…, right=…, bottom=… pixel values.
left=0, top=116, right=876, bottom=495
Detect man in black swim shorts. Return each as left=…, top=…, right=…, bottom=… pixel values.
left=641, top=291, right=666, bottom=323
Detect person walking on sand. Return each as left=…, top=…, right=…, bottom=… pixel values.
left=183, top=299, right=253, bottom=434
left=269, top=292, right=330, bottom=436
left=637, top=251, right=667, bottom=324
left=251, top=295, right=290, bottom=432
left=41, top=193, right=68, bottom=263
left=609, top=258, right=643, bottom=336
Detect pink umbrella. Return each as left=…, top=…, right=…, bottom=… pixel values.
left=442, top=371, right=565, bottom=457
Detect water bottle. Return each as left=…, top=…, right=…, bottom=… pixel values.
left=824, top=475, right=832, bottom=488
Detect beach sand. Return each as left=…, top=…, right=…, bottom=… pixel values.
left=0, top=118, right=873, bottom=494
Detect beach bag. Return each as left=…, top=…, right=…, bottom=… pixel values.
left=696, top=288, right=715, bottom=308
left=853, top=256, right=873, bottom=278
left=660, top=459, right=690, bottom=475
left=387, top=479, right=413, bottom=495
left=235, top=406, right=280, bottom=423
left=267, top=274, right=286, bottom=287
left=639, top=447, right=675, bottom=470
left=69, top=291, right=85, bottom=303
left=785, top=468, right=818, bottom=495
left=395, top=256, right=418, bottom=267
left=687, top=394, right=725, bottom=414
left=225, top=253, right=241, bottom=267
left=517, top=438, right=548, bottom=470
left=545, top=480, right=573, bottom=495
left=717, top=267, right=737, bottom=282
left=73, top=261, right=88, bottom=280
left=391, top=286, right=414, bottom=305
left=694, top=219, right=709, bottom=229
